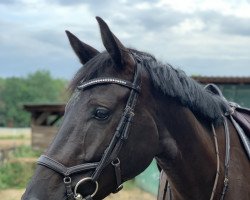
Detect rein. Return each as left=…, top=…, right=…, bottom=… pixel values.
left=210, top=123, right=220, bottom=200
left=37, top=56, right=142, bottom=200
left=161, top=84, right=232, bottom=200
left=163, top=115, right=231, bottom=200
left=210, top=117, right=230, bottom=200
left=208, top=116, right=231, bottom=200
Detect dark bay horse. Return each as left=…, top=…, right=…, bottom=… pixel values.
left=22, top=17, right=250, bottom=200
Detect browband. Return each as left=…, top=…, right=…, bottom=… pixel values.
left=77, top=78, right=140, bottom=92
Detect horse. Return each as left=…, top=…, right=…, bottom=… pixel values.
left=22, top=17, right=250, bottom=200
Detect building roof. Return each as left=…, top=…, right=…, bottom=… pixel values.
left=23, top=103, right=65, bottom=113
left=192, top=76, right=250, bottom=84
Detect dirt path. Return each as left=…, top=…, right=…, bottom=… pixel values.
left=0, top=140, right=30, bottom=149
left=107, top=188, right=155, bottom=199
left=0, top=188, right=155, bottom=200
left=0, top=128, right=31, bottom=150
left=0, top=189, right=24, bottom=200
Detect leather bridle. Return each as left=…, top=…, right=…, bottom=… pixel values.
left=37, top=55, right=142, bottom=200
left=35, top=59, right=232, bottom=200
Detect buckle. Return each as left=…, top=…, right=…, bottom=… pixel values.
left=64, top=176, right=72, bottom=184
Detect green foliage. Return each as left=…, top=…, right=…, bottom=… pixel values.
left=0, top=145, right=137, bottom=190
left=0, top=145, right=40, bottom=189
left=0, top=70, right=68, bottom=127
left=12, top=145, right=42, bottom=158
left=0, top=162, right=36, bottom=189
left=0, top=135, right=25, bottom=140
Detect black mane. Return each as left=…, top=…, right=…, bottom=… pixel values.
left=69, top=49, right=228, bottom=124
left=135, top=51, right=228, bottom=124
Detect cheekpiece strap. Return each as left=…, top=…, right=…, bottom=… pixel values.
left=77, top=78, right=140, bottom=92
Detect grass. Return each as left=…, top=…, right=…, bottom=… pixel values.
left=0, top=128, right=142, bottom=196
left=0, top=145, right=137, bottom=191
left=11, top=145, right=41, bottom=158
left=0, top=145, right=41, bottom=189
left=0, top=135, right=26, bottom=140
left=0, top=162, right=36, bottom=189
left=0, top=128, right=30, bottom=137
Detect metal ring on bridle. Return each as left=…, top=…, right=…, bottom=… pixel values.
left=74, top=177, right=98, bottom=199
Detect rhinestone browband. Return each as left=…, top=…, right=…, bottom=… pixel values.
left=77, top=78, right=140, bottom=92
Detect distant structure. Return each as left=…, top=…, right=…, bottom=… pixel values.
left=24, top=76, right=250, bottom=150
left=23, top=104, right=65, bottom=150
left=193, top=76, right=250, bottom=107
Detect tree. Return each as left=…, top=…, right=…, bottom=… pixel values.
left=0, top=78, right=6, bottom=126
left=0, top=70, right=68, bottom=127
left=25, top=70, right=68, bottom=103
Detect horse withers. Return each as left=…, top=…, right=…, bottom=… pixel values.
left=22, top=17, right=250, bottom=200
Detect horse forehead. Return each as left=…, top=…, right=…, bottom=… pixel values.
left=89, top=84, right=129, bottom=98
left=67, top=84, right=129, bottom=109
left=65, top=90, right=81, bottom=111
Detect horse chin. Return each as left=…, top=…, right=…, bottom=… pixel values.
left=93, top=186, right=117, bottom=200
left=21, top=183, right=66, bottom=200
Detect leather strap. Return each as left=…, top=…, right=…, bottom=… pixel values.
left=112, top=158, right=123, bottom=193
left=158, top=117, right=231, bottom=200
left=64, top=177, right=75, bottom=200
left=157, top=171, right=168, bottom=200
left=220, top=117, right=230, bottom=200
left=230, top=115, right=250, bottom=160
left=210, top=124, right=220, bottom=200
left=167, top=182, right=172, bottom=200
left=91, top=63, right=141, bottom=183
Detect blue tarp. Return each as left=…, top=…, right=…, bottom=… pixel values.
left=135, top=160, right=160, bottom=195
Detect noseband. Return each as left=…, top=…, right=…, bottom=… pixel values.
left=37, top=57, right=142, bottom=200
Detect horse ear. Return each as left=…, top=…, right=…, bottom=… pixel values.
left=96, top=16, right=135, bottom=69
left=65, top=30, right=99, bottom=64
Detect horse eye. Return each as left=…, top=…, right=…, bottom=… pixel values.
left=94, top=107, right=110, bottom=120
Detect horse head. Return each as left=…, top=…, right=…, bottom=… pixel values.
left=22, top=17, right=160, bottom=200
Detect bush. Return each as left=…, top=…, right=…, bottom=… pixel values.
left=12, top=145, right=41, bottom=158
left=0, top=145, right=41, bottom=189
left=0, top=162, right=36, bottom=189
left=0, top=70, right=68, bottom=127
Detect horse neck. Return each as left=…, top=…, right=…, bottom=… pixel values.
left=155, top=97, right=219, bottom=199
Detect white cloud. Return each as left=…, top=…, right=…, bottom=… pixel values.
left=171, top=18, right=205, bottom=34
left=157, top=0, right=250, bottom=18
left=0, top=0, right=250, bottom=78
left=134, top=2, right=152, bottom=10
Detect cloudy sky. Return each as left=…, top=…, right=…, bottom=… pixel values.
left=1, top=0, right=250, bottom=80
